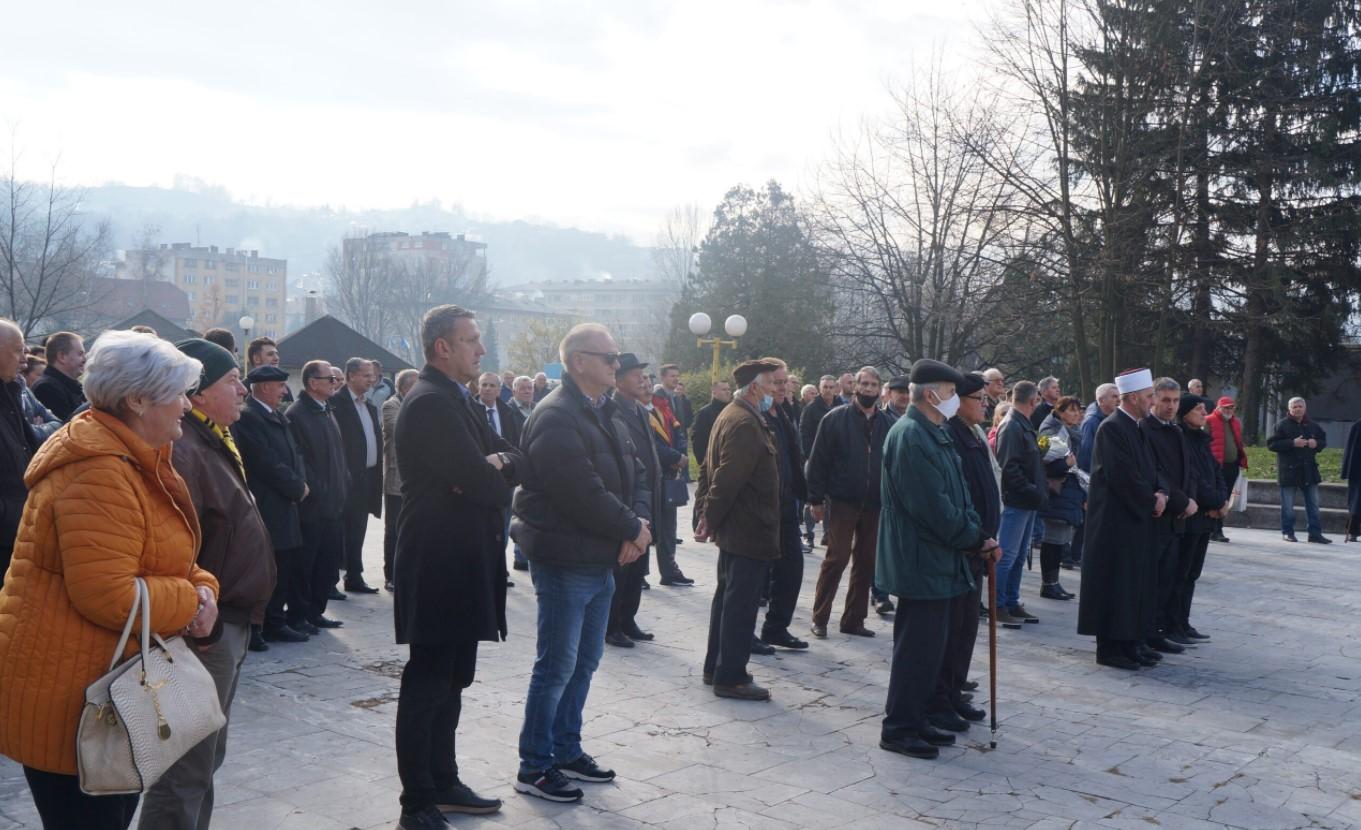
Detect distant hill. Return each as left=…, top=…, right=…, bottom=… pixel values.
left=78, top=182, right=658, bottom=293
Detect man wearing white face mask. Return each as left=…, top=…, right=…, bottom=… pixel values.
left=804, top=366, right=894, bottom=639
left=993, top=380, right=1049, bottom=628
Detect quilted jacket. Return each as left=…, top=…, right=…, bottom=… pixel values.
left=0, top=408, right=218, bottom=774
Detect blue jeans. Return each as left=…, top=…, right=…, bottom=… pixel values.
left=518, top=563, right=614, bottom=774
left=1280, top=484, right=1323, bottom=538
left=995, top=506, right=1036, bottom=610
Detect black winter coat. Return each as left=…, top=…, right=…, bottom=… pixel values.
left=619, top=400, right=661, bottom=525
left=1182, top=425, right=1228, bottom=534
left=690, top=398, right=726, bottom=468
left=1267, top=416, right=1326, bottom=488
left=798, top=395, right=835, bottom=457
left=511, top=374, right=645, bottom=569
left=948, top=417, right=1000, bottom=539
left=232, top=396, right=308, bottom=551
left=996, top=413, right=1047, bottom=511
left=805, top=403, right=892, bottom=508
left=768, top=404, right=808, bottom=505
left=0, top=381, right=38, bottom=576
left=332, top=388, right=384, bottom=517
left=394, top=366, right=521, bottom=645
left=30, top=366, right=84, bottom=422
left=1141, top=417, right=1194, bottom=533
left=286, top=395, right=349, bottom=522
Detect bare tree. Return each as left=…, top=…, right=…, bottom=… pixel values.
left=388, top=247, right=487, bottom=365
left=508, top=317, right=576, bottom=374
left=0, top=137, right=112, bottom=335
left=813, top=67, right=1024, bottom=374
left=652, top=204, right=707, bottom=289
left=324, top=235, right=399, bottom=347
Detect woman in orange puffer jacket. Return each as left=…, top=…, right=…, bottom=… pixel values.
left=0, top=331, right=220, bottom=829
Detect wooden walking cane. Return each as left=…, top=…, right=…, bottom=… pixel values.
left=987, top=555, right=999, bottom=749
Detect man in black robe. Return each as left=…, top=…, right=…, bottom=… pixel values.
left=1140, top=378, right=1198, bottom=657
left=1077, top=369, right=1168, bottom=670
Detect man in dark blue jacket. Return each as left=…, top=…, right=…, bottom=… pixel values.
left=805, top=366, right=894, bottom=639
left=512, top=324, right=651, bottom=805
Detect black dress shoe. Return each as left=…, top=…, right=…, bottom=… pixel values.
left=605, top=631, right=635, bottom=648
left=928, top=709, right=970, bottom=732
left=1307, top=534, right=1333, bottom=544
left=623, top=623, right=654, bottom=641
left=761, top=631, right=809, bottom=650
left=345, top=580, right=380, bottom=594
left=433, top=781, right=502, bottom=814
left=750, top=637, right=776, bottom=656
left=879, top=736, right=939, bottom=759
left=399, top=805, right=451, bottom=829
left=918, top=725, right=956, bottom=746
left=262, top=625, right=309, bottom=643
left=1135, top=644, right=1162, bottom=662
left=1184, top=626, right=1210, bottom=641
left=958, top=692, right=974, bottom=703
left=1283, top=533, right=1299, bottom=543
left=955, top=701, right=986, bottom=722
left=248, top=628, right=270, bottom=652
left=1165, top=631, right=1196, bottom=646
left=640, top=578, right=650, bottom=590
left=961, top=679, right=979, bottom=692
left=660, top=575, right=695, bottom=587
left=1096, top=653, right=1140, bottom=670
left=328, top=587, right=349, bottom=601
left=1040, top=584, right=1071, bottom=600
left=384, top=580, right=395, bottom=592
left=512, top=560, right=529, bottom=571
left=713, top=681, right=771, bottom=701
left=309, top=615, right=344, bottom=629
left=1147, top=636, right=1184, bottom=654
left=294, top=619, right=320, bottom=635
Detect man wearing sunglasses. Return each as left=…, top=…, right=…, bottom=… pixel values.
left=512, top=324, right=651, bottom=805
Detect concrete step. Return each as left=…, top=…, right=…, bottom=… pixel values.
left=1223, top=503, right=1348, bottom=535
left=1242, top=479, right=1348, bottom=511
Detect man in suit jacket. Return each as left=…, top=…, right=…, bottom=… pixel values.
left=475, top=371, right=524, bottom=447
left=286, top=360, right=350, bottom=631
left=234, top=365, right=311, bottom=644
left=333, top=357, right=384, bottom=594
left=392, top=306, right=521, bottom=825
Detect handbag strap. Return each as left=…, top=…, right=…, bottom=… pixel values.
left=108, top=578, right=146, bottom=672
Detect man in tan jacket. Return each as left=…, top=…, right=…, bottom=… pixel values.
left=696, top=359, right=781, bottom=701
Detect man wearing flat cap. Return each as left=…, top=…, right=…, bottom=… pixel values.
left=876, top=359, right=998, bottom=759
left=884, top=375, right=910, bottom=420
left=1078, top=368, right=1168, bottom=670
left=695, top=359, right=781, bottom=701
left=233, top=364, right=311, bottom=646
left=606, top=353, right=661, bottom=648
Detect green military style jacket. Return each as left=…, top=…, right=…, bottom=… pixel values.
left=875, top=405, right=985, bottom=601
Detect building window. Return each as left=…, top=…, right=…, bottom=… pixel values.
left=247, top=296, right=259, bottom=306
left=186, top=291, right=195, bottom=301
left=183, top=274, right=196, bottom=284
left=226, top=278, right=239, bottom=288
left=204, top=260, right=217, bottom=269
left=266, top=282, right=276, bottom=291
left=182, top=257, right=197, bottom=267
left=226, top=294, right=239, bottom=304
left=226, top=262, right=239, bottom=272
left=247, top=280, right=259, bottom=289
left=266, top=297, right=278, bottom=307
left=203, top=276, right=214, bottom=285
left=266, top=313, right=277, bottom=323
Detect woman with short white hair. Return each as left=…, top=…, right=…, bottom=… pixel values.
left=0, top=330, right=220, bottom=829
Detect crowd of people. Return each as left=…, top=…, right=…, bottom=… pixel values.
left=0, top=308, right=1341, bottom=828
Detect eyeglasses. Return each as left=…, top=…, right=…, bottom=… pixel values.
left=579, top=351, right=621, bottom=365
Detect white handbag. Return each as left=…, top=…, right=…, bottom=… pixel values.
left=76, top=577, right=226, bottom=795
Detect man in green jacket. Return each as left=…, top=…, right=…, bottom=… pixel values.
left=877, top=359, right=999, bottom=760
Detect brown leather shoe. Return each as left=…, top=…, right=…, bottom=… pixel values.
left=713, top=682, right=771, bottom=701
left=841, top=625, right=876, bottom=638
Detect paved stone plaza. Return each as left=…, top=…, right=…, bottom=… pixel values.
left=2, top=506, right=1359, bottom=829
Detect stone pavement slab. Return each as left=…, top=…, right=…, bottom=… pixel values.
left=2, top=505, right=1359, bottom=829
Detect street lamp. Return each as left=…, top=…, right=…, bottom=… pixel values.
left=238, top=314, right=254, bottom=373
left=689, top=312, right=747, bottom=383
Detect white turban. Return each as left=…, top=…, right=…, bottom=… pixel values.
left=1114, top=369, right=1153, bottom=394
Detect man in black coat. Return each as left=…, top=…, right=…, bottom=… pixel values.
left=512, top=324, right=651, bottom=804
left=798, top=375, right=839, bottom=546
left=607, top=354, right=659, bottom=648
left=941, top=372, right=997, bottom=726
left=332, top=357, right=383, bottom=594
left=30, top=331, right=86, bottom=420
left=805, top=367, right=893, bottom=639
left=1140, top=377, right=1198, bottom=656
left=286, top=360, right=350, bottom=631
left=1175, top=395, right=1227, bottom=643
left=392, top=306, right=522, bottom=825
left=234, top=365, right=311, bottom=644
left=758, top=358, right=810, bottom=651
left=1078, top=369, right=1168, bottom=670
left=1268, top=397, right=1330, bottom=543
left=0, top=321, right=38, bottom=587
left=689, top=379, right=732, bottom=473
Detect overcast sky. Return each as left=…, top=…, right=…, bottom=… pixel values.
left=1, top=1, right=996, bottom=243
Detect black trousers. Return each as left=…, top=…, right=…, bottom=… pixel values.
left=608, top=555, right=648, bottom=635
left=703, top=550, right=768, bottom=686
left=396, top=640, right=479, bottom=812
left=1153, top=530, right=1182, bottom=636
left=263, top=545, right=301, bottom=632
left=343, top=476, right=378, bottom=583
left=938, top=572, right=984, bottom=706
left=295, top=517, right=344, bottom=625
left=882, top=596, right=952, bottom=741
left=654, top=504, right=680, bottom=580
left=24, top=766, right=138, bottom=829
left=761, top=513, right=804, bottom=638
left=1174, top=531, right=1211, bottom=631
left=384, top=493, right=403, bottom=583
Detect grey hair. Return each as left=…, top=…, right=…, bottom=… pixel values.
left=909, top=382, right=938, bottom=403
left=1153, top=377, right=1180, bottom=394
left=84, top=330, right=202, bottom=412
left=800, top=384, right=817, bottom=397
left=1038, top=376, right=1059, bottom=393
left=344, top=356, right=371, bottom=376
left=513, top=375, right=533, bottom=387
left=856, top=366, right=882, bottom=383
left=420, top=304, right=477, bottom=359
left=559, top=323, right=612, bottom=365
left=1095, top=382, right=1118, bottom=399
left=819, top=374, right=837, bottom=385
left=1012, top=380, right=1039, bottom=406
left=395, top=368, right=419, bottom=393
left=1288, top=396, right=1306, bottom=408
left=741, top=372, right=773, bottom=396
left=982, top=367, right=1004, bottom=382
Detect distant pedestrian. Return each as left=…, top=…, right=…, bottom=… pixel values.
left=31, top=331, right=86, bottom=420
left=1267, top=397, right=1330, bottom=544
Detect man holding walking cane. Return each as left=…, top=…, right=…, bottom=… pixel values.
left=876, top=360, right=999, bottom=760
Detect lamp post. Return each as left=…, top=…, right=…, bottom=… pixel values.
left=238, top=314, right=255, bottom=373
left=688, top=312, right=747, bottom=383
